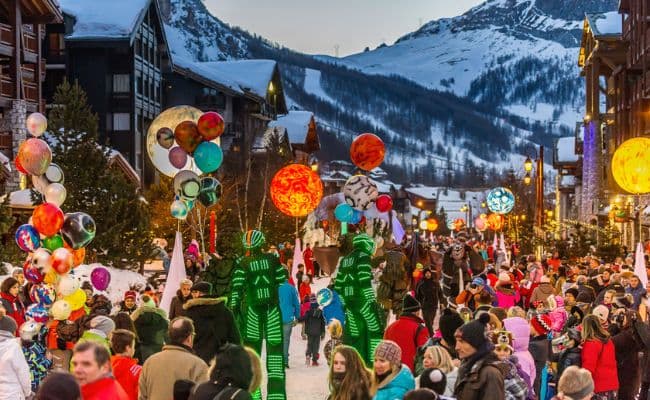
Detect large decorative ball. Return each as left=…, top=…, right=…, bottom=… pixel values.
left=32, top=203, right=64, bottom=237
left=612, top=137, right=650, bottom=194
left=487, top=213, right=505, bottom=231
left=173, top=170, right=201, bottom=200
left=60, top=212, right=96, bottom=250
left=350, top=133, right=385, bottom=171
left=193, top=141, right=223, bottom=173
left=375, top=194, right=393, bottom=213
left=486, top=187, right=515, bottom=214
left=17, top=138, right=52, bottom=176
left=270, top=164, right=323, bottom=217
left=197, top=111, right=225, bottom=140
left=334, top=203, right=355, bottom=222
left=343, top=175, right=379, bottom=211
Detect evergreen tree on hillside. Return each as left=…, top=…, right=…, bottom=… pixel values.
left=47, top=79, right=153, bottom=269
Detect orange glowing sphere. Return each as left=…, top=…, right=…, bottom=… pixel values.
left=426, top=218, right=438, bottom=232
left=270, top=164, right=323, bottom=217
left=350, top=133, right=385, bottom=171
left=612, top=137, right=650, bottom=194
left=453, top=218, right=465, bottom=231
left=487, top=214, right=505, bottom=231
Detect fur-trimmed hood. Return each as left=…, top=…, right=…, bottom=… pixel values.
left=183, top=296, right=227, bottom=310
left=131, top=305, right=168, bottom=321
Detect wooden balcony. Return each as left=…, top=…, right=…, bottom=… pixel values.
left=0, top=23, right=14, bottom=57
left=0, top=22, right=39, bottom=62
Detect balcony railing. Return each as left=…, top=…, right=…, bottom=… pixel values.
left=0, top=77, right=14, bottom=98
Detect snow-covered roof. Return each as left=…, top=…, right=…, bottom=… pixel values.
left=321, top=170, right=351, bottom=183
left=405, top=186, right=438, bottom=200
left=269, top=111, right=314, bottom=144
left=586, top=12, right=622, bottom=39
left=371, top=179, right=393, bottom=194
left=556, top=136, right=579, bottom=163
left=59, top=0, right=150, bottom=41
left=107, top=149, right=140, bottom=185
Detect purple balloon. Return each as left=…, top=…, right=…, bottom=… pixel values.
left=168, top=147, right=188, bottom=169
left=90, top=266, right=111, bottom=291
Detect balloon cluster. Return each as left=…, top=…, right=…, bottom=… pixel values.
left=170, top=171, right=222, bottom=219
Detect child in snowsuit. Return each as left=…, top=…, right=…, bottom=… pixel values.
left=300, top=294, right=326, bottom=366
left=493, top=329, right=531, bottom=400
left=323, top=318, right=343, bottom=365
left=20, top=321, right=52, bottom=392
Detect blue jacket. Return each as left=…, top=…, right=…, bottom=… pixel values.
left=373, top=364, right=415, bottom=400
left=278, top=281, right=300, bottom=324
left=323, top=290, right=346, bottom=327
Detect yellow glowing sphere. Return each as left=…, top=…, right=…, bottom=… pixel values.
left=612, top=137, right=650, bottom=194
left=426, top=218, right=438, bottom=232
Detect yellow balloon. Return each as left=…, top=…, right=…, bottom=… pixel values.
left=612, top=137, right=650, bottom=194
left=43, top=269, right=58, bottom=285
left=64, top=288, right=87, bottom=311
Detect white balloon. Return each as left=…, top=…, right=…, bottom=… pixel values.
left=44, top=183, right=66, bottom=206
left=57, top=274, right=80, bottom=297
left=45, top=164, right=64, bottom=184
left=50, top=299, right=72, bottom=320
left=31, top=248, right=52, bottom=273
left=31, top=175, right=49, bottom=193
left=26, top=112, right=47, bottom=137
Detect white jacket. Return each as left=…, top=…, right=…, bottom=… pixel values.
left=0, top=331, right=31, bottom=400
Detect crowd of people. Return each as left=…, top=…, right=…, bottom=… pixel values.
left=0, top=231, right=649, bottom=400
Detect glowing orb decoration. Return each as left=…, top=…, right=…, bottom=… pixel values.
left=426, top=218, right=438, bottom=232
left=474, top=215, right=488, bottom=232
left=487, top=213, right=505, bottom=231
left=343, top=175, right=379, bottom=211
left=270, top=164, right=323, bottom=217
left=453, top=218, right=466, bottom=231
left=486, top=187, right=515, bottom=214
left=146, top=106, right=220, bottom=177
left=612, top=137, right=650, bottom=194
left=350, top=133, right=385, bottom=171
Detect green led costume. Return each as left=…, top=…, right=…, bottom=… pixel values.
left=230, top=230, right=286, bottom=400
left=334, top=233, right=384, bottom=365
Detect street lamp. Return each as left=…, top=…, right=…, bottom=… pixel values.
left=524, top=157, right=533, bottom=173
left=523, top=173, right=532, bottom=186
left=460, top=204, right=472, bottom=229
left=522, top=146, right=545, bottom=235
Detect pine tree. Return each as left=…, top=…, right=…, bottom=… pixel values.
left=47, top=79, right=153, bottom=269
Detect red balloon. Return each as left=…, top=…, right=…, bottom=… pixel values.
left=197, top=112, right=225, bottom=141
left=350, top=133, right=385, bottom=171
left=51, top=247, right=73, bottom=275
left=32, top=203, right=64, bottom=237
left=375, top=194, right=393, bottom=213
left=174, top=120, right=202, bottom=154
left=14, top=156, right=27, bottom=174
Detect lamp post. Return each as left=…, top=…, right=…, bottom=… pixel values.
left=523, top=146, right=544, bottom=236
left=460, top=204, right=472, bottom=229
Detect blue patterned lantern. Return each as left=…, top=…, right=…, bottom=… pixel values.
left=487, top=187, right=515, bottom=214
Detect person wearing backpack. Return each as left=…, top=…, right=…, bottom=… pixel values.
left=384, top=294, right=429, bottom=373
left=189, top=343, right=254, bottom=400
left=299, top=294, right=326, bottom=366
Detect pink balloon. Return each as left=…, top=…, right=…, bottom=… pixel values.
left=168, top=147, right=188, bottom=169
left=90, top=266, right=111, bottom=291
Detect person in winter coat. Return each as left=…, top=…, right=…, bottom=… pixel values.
left=495, top=272, right=520, bottom=310
left=300, top=294, right=312, bottom=318
left=549, top=328, right=581, bottom=385
left=0, top=309, right=31, bottom=400
left=610, top=309, right=643, bottom=400
left=183, top=281, right=240, bottom=364
left=299, top=274, right=312, bottom=302
left=169, top=279, right=193, bottom=320
left=492, top=330, right=530, bottom=400
left=371, top=340, right=415, bottom=400
left=415, top=267, right=442, bottom=336
left=454, top=313, right=505, bottom=400
left=299, top=294, right=326, bottom=365
left=530, top=276, right=556, bottom=306
left=110, top=329, right=141, bottom=400
left=71, top=341, right=129, bottom=400
left=422, top=345, right=458, bottom=397
left=78, top=315, right=116, bottom=352
left=279, top=269, right=301, bottom=368
left=503, top=317, right=536, bottom=389
left=528, top=313, right=552, bottom=397
left=35, top=372, right=80, bottom=400
left=383, top=294, right=429, bottom=373
left=324, top=318, right=343, bottom=366
left=548, top=296, right=568, bottom=333
left=626, top=275, right=646, bottom=310
left=117, top=291, right=138, bottom=316
left=581, top=314, right=619, bottom=398
left=189, top=343, right=256, bottom=400
left=328, top=345, right=373, bottom=400
left=0, top=277, right=25, bottom=335
left=19, top=321, right=51, bottom=393
left=131, top=295, right=169, bottom=363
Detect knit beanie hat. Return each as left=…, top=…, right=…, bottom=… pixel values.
left=191, top=281, right=213, bottom=295
left=419, top=368, right=447, bottom=395
left=0, top=308, right=17, bottom=335
left=374, top=340, right=402, bottom=367
left=530, top=313, right=553, bottom=335
left=439, top=308, right=464, bottom=346
left=36, top=372, right=81, bottom=400
left=455, top=313, right=490, bottom=349
left=124, top=291, right=137, bottom=301
left=402, top=294, right=421, bottom=313
left=565, top=287, right=579, bottom=299
left=90, top=315, right=116, bottom=338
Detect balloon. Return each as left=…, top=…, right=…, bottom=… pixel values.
left=170, top=200, right=189, bottom=219
left=174, top=120, right=202, bottom=154
left=173, top=170, right=201, bottom=200
left=193, top=141, right=223, bottom=173
left=487, top=214, right=505, bottom=231
left=57, top=274, right=80, bottom=297
left=32, top=175, right=48, bottom=193
left=29, top=283, right=55, bottom=305
left=350, top=133, right=385, bottom=171
left=486, top=187, right=515, bottom=214
left=375, top=194, right=393, bottom=213
left=198, top=177, right=222, bottom=207
left=316, top=288, right=333, bottom=307
left=24, top=265, right=44, bottom=284
left=17, top=138, right=52, bottom=176
left=350, top=209, right=363, bottom=224
left=14, top=153, right=27, bottom=174
left=270, top=164, right=323, bottom=217
left=51, top=299, right=72, bottom=320
left=44, top=183, right=66, bottom=206
left=32, top=203, right=64, bottom=237
left=343, top=175, right=379, bottom=211
left=26, top=112, right=47, bottom=137
left=90, top=266, right=111, bottom=291
left=51, top=247, right=73, bottom=275
left=30, top=247, right=52, bottom=273
left=156, top=127, right=175, bottom=149
left=71, top=247, right=85, bottom=267
left=197, top=111, right=225, bottom=140
left=426, top=218, right=438, bottom=231
left=64, top=288, right=87, bottom=311
left=15, top=224, right=40, bottom=252
left=334, top=203, right=355, bottom=222
left=45, top=163, right=64, bottom=184
left=25, top=304, right=49, bottom=323
left=612, top=137, right=650, bottom=194
left=60, top=212, right=96, bottom=249
left=168, top=147, right=188, bottom=169
left=43, top=269, right=58, bottom=285
left=42, top=234, right=64, bottom=251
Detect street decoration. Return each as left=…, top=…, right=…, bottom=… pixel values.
left=487, top=213, right=505, bottom=230
left=343, top=175, right=379, bottom=211
left=270, top=164, right=323, bottom=217
left=350, top=133, right=385, bottom=171
left=612, top=136, right=650, bottom=194
left=487, top=187, right=515, bottom=214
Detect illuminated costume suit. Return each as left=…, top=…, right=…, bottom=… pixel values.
left=334, top=234, right=384, bottom=364
left=230, top=230, right=286, bottom=400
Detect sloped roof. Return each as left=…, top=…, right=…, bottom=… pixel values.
left=59, top=0, right=150, bottom=41
left=586, top=12, right=622, bottom=39
left=269, top=110, right=314, bottom=144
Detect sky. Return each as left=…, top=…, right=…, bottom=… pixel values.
left=204, top=0, right=484, bottom=57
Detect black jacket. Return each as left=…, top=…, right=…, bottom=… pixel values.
left=300, top=304, right=326, bottom=337
left=189, top=382, right=252, bottom=400
left=415, top=277, right=442, bottom=310
left=613, top=327, right=643, bottom=400
left=132, top=306, right=169, bottom=363
left=183, top=296, right=241, bottom=364
left=551, top=347, right=581, bottom=383
left=528, top=335, right=550, bottom=396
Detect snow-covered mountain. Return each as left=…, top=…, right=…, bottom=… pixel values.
left=159, top=0, right=617, bottom=184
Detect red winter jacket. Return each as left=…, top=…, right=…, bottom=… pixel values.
left=581, top=338, right=619, bottom=393
left=81, top=375, right=129, bottom=400
left=111, top=355, right=141, bottom=400
left=384, top=314, right=429, bottom=372
left=0, top=292, right=25, bottom=335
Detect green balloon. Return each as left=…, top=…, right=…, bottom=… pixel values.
left=42, top=234, right=64, bottom=251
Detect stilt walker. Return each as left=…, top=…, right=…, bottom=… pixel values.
left=230, top=230, right=286, bottom=400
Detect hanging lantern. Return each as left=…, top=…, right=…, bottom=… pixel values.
left=487, top=213, right=505, bottom=231
left=611, top=137, right=650, bottom=194
left=474, top=215, right=488, bottom=232
left=426, top=218, right=438, bottom=232
left=419, top=220, right=428, bottom=231
left=486, top=187, right=515, bottom=214
left=453, top=218, right=465, bottom=231
left=270, top=164, right=323, bottom=217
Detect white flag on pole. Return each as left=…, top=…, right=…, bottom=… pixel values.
left=160, top=231, right=187, bottom=315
